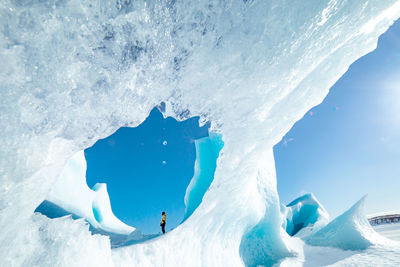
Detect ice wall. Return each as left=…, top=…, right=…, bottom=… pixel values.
left=183, top=133, right=224, bottom=220
left=1, top=0, right=400, bottom=266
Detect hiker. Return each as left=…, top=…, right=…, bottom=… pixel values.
left=160, top=211, right=166, bottom=234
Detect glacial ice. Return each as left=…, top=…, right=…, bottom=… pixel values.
left=1, top=0, right=400, bottom=266
left=281, top=193, right=329, bottom=237
left=45, top=151, right=136, bottom=235
left=305, top=196, right=392, bottom=250
left=184, top=133, right=224, bottom=220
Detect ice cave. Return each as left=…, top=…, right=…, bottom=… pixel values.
left=1, top=0, right=400, bottom=266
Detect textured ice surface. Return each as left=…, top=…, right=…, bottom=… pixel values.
left=281, top=193, right=329, bottom=237
left=1, top=0, right=400, bottom=266
left=45, top=151, right=136, bottom=235
left=27, top=214, right=114, bottom=267
left=184, top=133, right=223, bottom=220
left=306, top=196, right=391, bottom=250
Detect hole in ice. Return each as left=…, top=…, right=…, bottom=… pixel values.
left=35, top=106, right=223, bottom=247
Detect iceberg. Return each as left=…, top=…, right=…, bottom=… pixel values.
left=1, top=0, right=400, bottom=266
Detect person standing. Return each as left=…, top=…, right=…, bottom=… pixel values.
left=160, top=211, right=166, bottom=234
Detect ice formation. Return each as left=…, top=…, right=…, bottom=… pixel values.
left=184, top=133, right=224, bottom=220
left=1, top=0, right=400, bottom=266
left=305, top=196, right=391, bottom=250
left=45, top=151, right=136, bottom=235
left=281, top=193, right=329, bottom=237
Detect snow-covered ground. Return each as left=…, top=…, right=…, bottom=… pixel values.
left=276, top=222, right=400, bottom=266
left=280, top=243, right=400, bottom=267
left=374, top=223, right=400, bottom=242
left=274, top=223, right=400, bottom=266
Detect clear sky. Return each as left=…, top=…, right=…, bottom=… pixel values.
left=85, top=18, right=400, bottom=234
left=275, top=18, right=400, bottom=219
left=85, top=108, right=209, bottom=234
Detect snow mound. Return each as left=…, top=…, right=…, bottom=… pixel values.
left=306, top=196, right=388, bottom=250
left=46, top=151, right=136, bottom=236
left=281, top=193, right=329, bottom=237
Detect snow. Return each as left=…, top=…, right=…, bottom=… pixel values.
left=277, top=242, right=400, bottom=267
left=46, top=151, right=136, bottom=236
left=1, top=0, right=400, bottom=266
left=373, top=223, right=400, bottom=242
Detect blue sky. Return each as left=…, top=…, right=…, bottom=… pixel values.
left=85, top=18, right=400, bottom=233
left=85, top=108, right=209, bottom=234
left=275, top=18, right=400, bottom=218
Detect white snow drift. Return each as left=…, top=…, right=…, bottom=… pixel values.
left=1, top=0, right=400, bottom=266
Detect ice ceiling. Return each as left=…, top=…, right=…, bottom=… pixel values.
left=1, top=0, right=400, bottom=266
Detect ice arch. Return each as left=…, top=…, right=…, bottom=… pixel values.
left=1, top=1, right=400, bottom=266
left=35, top=117, right=221, bottom=238
left=82, top=107, right=211, bottom=234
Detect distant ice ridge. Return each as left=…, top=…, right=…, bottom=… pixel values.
left=368, top=210, right=400, bottom=218
left=46, top=151, right=137, bottom=236
left=2, top=0, right=400, bottom=266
